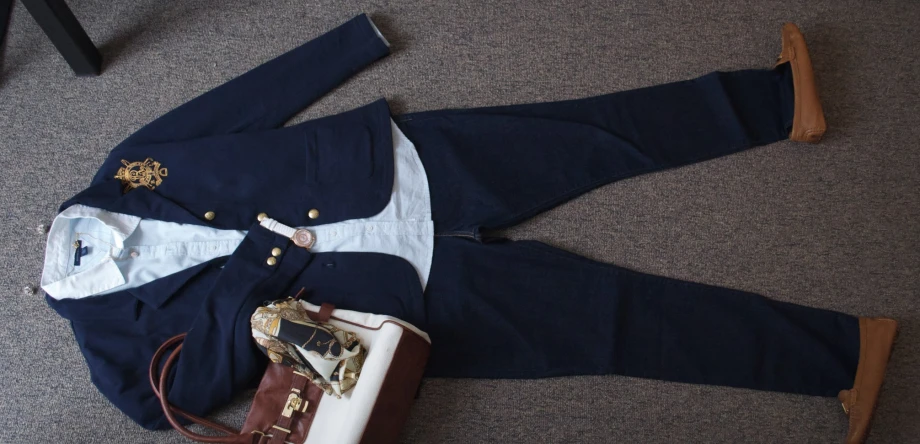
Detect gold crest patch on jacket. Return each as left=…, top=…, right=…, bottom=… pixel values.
left=114, top=158, right=168, bottom=192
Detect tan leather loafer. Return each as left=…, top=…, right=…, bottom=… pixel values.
left=838, top=317, right=898, bottom=443
left=776, top=23, right=827, bottom=143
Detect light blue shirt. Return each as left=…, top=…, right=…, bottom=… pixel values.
left=41, top=121, right=434, bottom=300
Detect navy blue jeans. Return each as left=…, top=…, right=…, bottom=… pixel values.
left=397, top=63, right=859, bottom=397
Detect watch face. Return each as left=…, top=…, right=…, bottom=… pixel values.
left=292, top=229, right=315, bottom=249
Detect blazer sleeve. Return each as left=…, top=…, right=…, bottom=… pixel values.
left=118, top=13, right=391, bottom=147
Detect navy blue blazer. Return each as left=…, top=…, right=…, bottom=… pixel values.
left=46, top=14, right=426, bottom=430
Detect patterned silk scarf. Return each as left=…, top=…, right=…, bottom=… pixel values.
left=251, top=298, right=366, bottom=397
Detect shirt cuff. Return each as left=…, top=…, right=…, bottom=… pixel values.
left=365, top=15, right=391, bottom=48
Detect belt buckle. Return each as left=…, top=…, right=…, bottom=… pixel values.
left=291, top=229, right=315, bottom=249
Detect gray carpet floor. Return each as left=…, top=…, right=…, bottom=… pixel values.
left=2, top=0, right=918, bottom=442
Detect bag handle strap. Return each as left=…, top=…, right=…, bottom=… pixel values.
left=292, top=288, right=334, bottom=323
left=150, top=334, right=245, bottom=443
left=306, top=302, right=335, bottom=323
left=149, top=299, right=330, bottom=443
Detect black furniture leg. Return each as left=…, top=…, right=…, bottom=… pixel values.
left=1, top=0, right=13, bottom=69
left=19, top=0, right=100, bottom=76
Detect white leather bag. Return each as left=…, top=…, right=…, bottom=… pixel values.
left=294, top=300, right=431, bottom=444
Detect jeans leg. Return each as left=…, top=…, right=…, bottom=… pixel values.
left=398, top=64, right=794, bottom=234
left=424, top=237, right=859, bottom=397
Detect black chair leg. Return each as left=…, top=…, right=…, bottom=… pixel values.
left=19, top=0, right=101, bottom=76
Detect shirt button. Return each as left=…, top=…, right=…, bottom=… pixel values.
left=308, top=209, right=320, bottom=219
left=130, top=250, right=140, bottom=258
left=266, top=257, right=277, bottom=266
left=204, top=211, right=216, bottom=221
left=271, top=247, right=282, bottom=257
left=366, top=225, right=375, bottom=232
left=257, top=212, right=268, bottom=222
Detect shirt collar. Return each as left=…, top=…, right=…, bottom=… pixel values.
left=40, top=204, right=141, bottom=300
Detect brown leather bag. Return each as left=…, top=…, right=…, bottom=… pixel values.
left=150, top=300, right=431, bottom=444
left=151, top=333, right=322, bottom=444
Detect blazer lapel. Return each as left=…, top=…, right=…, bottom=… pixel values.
left=63, top=179, right=205, bottom=226
left=48, top=260, right=218, bottom=322
left=127, top=260, right=217, bottom=309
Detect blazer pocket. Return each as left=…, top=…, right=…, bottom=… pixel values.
left=307, top=123, right=375, bottom=184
